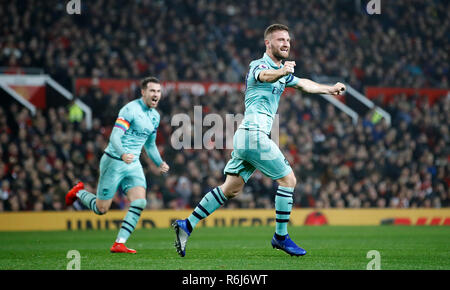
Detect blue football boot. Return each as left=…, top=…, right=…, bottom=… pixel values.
left=172, top=219, right=191, bottom=257
left=271, top=234, right=307, bottom=256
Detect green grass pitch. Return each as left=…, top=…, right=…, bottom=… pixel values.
left=0, top=226, right=449, bottom=270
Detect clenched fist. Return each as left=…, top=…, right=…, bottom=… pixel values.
left=159, top=162, right=170, bottom=174
left=282, top=61, right=296, bottom=76
left=328, top=82, right=346, bottom=95
left=121, top=153, right=134, bottom=164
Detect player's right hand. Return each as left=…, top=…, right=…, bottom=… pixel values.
left=282, top=61, right=296, bottom=76
left=159, top=161, right=170, bottom=174
left=329, top=82, right=346, bottom=95
left=121, top=153, right=134, bottom=164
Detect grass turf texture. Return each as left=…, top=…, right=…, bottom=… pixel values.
left=0, top=226, right=448, bottom=270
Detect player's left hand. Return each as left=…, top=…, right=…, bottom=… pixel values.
left=159, top=162, right=170, bottom=174
left=329, top=82, right=346, bottom=95
left=282, top=61, right=296, bottom=76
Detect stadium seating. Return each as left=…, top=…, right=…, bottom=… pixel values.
left=0, top=0, right=448, bottom=211
left=0, top=88, right=448, bottom=211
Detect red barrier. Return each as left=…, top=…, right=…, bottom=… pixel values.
left=75, top=78, right=299, bottom=96
left=76, top=79, right=448, bottom=106
left=10, top=85, right=46, bottom=109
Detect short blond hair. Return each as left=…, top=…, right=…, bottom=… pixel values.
left=264, top=24, right=289, bottom=39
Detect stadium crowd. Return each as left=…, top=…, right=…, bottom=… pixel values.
left=0, top=0, right=448, bottom=90
left=0, top=0, right=449, bottom=211
left=0, top=87, right=449, bottom=211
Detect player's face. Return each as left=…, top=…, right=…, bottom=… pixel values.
left=142, top=82, right=162, bottom=108
left=267, top=30, right=290, bottom=60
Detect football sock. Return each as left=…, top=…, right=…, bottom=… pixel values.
left=275, top=186, right=294, bottom=237
left=76, top=190, right=104, bottom=215
left=116, top=199, right=147, bottom=243
left=187, top=187, right=227, bottom=231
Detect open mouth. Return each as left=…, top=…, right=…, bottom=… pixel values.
left=151, top=97, right=159, bottom=105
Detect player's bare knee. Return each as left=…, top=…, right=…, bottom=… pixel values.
left=95, top=199, right=112, bottom=214
left=225, top=188, right=241, bottom=199
left=277, top=172, right=297, bottom=188
left=221, top=174, right=245, bottom=199
left=290, top=174, right=297, bottom=187
left=224, top=191, right=240, bottom=199
left=96, top=206, right=108, bottom=215
left=220, top=185, right=242, bottom=199
left=95, top=202, right=110, bottom=214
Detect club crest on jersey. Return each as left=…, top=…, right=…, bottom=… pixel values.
left=258, top=64, right=268, bottom=69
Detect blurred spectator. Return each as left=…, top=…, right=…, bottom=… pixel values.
left=68, top=99, right=83, bottom=127
left=0, top=0, right=448, bottom=211
left=0, top=0, right=448, bottom=90
left=0, top=87, right=448, bottom=211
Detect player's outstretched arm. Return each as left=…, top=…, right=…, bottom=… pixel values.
left=294, top=79, right=346, bottom=95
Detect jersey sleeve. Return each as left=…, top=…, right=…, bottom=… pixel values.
left=251, top=62, right=270, bottom=82
left=109, top=105, right=134, bottom=157
left=114, top=106, right=133, bottom=133
left=144, top=130, right=163, bottom=167
left=285, top=74, right=300, bottom=87
left=144, top=112, right=163, bottom=166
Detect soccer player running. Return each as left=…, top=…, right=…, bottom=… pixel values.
left=173, top=24, right=346, bottom=257
left=66, top=77, right=170, bottom=253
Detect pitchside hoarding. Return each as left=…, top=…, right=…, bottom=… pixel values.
left=0, top=209, right=449, bottom=231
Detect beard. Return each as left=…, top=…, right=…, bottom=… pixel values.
left=144, top=95, right=160, bottom=108
left=271, top=45, right=289, bottom=61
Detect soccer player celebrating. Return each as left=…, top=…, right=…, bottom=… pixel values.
left=66, top=77, right=170, bottom=253
left=173, top=24, right=345, bottom=257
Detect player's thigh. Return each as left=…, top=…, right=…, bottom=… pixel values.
left=127, top=186, right=146, bottom=201
left=96, top=154, right=123, bottom=201
left=223, top=149, right=256, bottom=184
left=247, top=134, right=292, bottom=181
left=120, top=161, right=147, bottom=199
left=276, top=170, right=297, bottom=188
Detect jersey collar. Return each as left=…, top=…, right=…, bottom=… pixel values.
left=263, top=53, right=282, bottom=69
left=139, top=97, right=153, bottom=112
